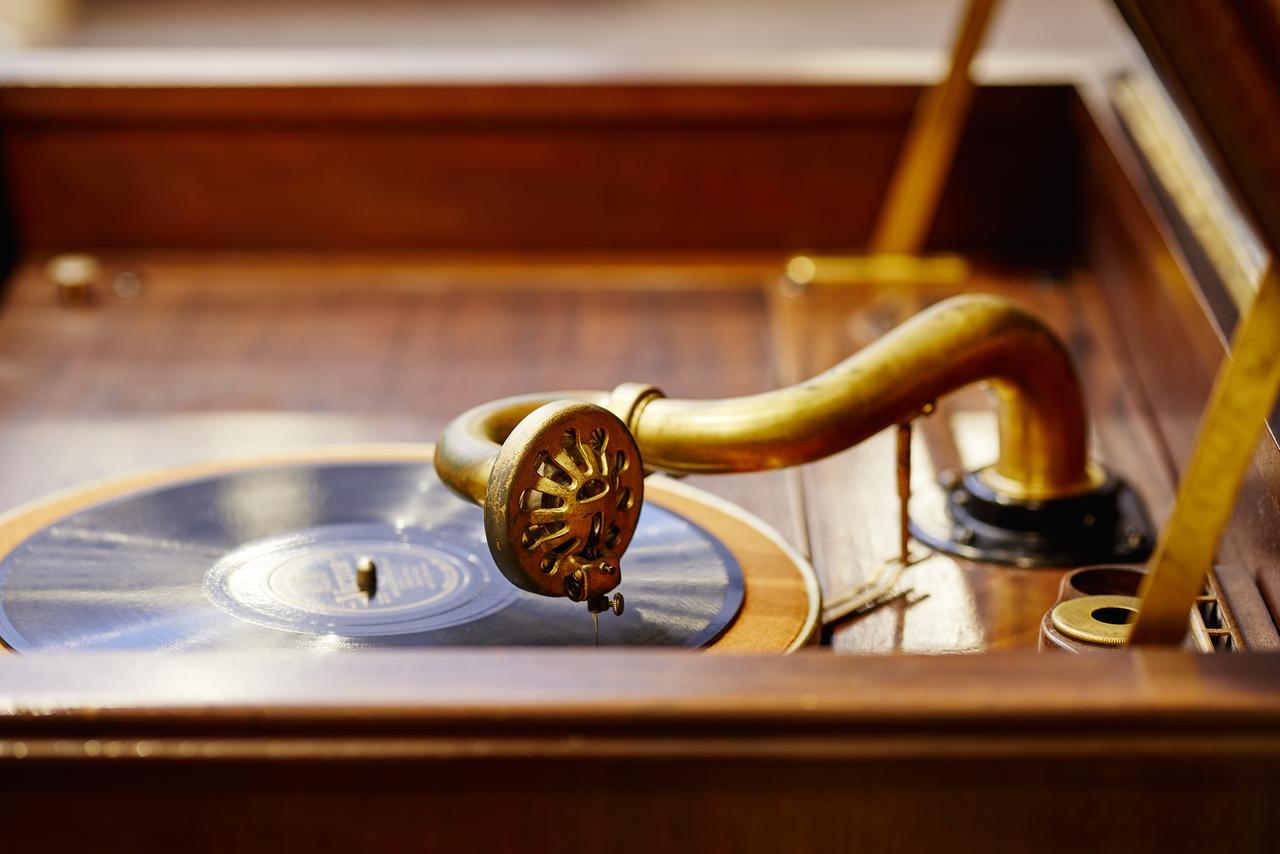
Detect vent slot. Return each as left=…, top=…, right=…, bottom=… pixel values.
left=1189, top=568, right=1244, bottom=652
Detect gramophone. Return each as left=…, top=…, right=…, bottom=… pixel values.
left=1, top=0, right=1279, bottom=850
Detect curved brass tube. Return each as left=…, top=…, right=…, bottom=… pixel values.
left=434, top=390, right=611, bottom=505
left=637, top=293, right=1094, bottom=497
left=436, top=294, right=1096, bottom=504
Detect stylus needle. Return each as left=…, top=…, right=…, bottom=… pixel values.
left=593, top=611, right=599, bottom=648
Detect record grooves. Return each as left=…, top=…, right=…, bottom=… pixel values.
left=0, top=461, right=743, bottom=650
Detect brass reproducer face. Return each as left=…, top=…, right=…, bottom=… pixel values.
left=484, top=400, right=644, bottom=603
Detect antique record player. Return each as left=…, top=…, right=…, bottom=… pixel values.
left=2, top=0, right=1280, bottom=850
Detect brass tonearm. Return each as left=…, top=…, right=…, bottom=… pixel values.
left=435, top=293, right=1153, bottom=612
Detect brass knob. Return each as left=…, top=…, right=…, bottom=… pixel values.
left=588, top=591, right=625, bottom=617
left=46, top=253, right=101, bottom=305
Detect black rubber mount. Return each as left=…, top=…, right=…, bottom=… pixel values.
left=909, top=468, right=1154, bottom=568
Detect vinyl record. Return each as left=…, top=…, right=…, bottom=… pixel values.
left=0, top=461, right=744, bottom=651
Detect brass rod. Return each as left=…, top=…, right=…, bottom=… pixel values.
left=897, top=422, right=913, bottom=565
left=869, top=0, right=1000, bottom=255
left=1129, top=262, right=1280, bottom=645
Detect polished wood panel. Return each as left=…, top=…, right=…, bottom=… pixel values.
left=0, top=85, right=1081, bottom=257
left=2, top=648, right=1279, bottom=738
left=2, top=650, right=1280, bottom=852
left=1114, top=0, right=1280, bottom=255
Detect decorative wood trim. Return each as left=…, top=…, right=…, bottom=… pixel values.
left=2, top=650, right=1279, bottom=751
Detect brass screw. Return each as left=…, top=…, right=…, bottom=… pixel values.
left=355, top=556, right=377, bottom=597
left=609, top=592, right=624, bottom=616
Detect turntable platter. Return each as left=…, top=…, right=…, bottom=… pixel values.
left=0, top=446, right=818, bottom=652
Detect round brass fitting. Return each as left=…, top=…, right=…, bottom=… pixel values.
left=484, top=400, right=644, bottom=600
left=911, top=465, right=1154, bottom=568
left=1050, top=594, right=1141, bottom=647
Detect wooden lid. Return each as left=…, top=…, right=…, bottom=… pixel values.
left=1114, top=0, right=1280, bottom=255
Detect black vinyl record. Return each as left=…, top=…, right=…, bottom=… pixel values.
left=0, top=462, right=744, bottom=651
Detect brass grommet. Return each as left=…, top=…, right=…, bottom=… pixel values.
left=1050, top=594, right=1140, bottom=647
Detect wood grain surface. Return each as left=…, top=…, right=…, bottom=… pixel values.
left=0, top=85, right=1082, bottom=259
left=1114, top=0, right=1280, bottom=257
left=3, top=649, right=1280, bottom=852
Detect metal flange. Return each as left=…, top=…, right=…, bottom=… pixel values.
left=910, top=466, right=1154, bottom=568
